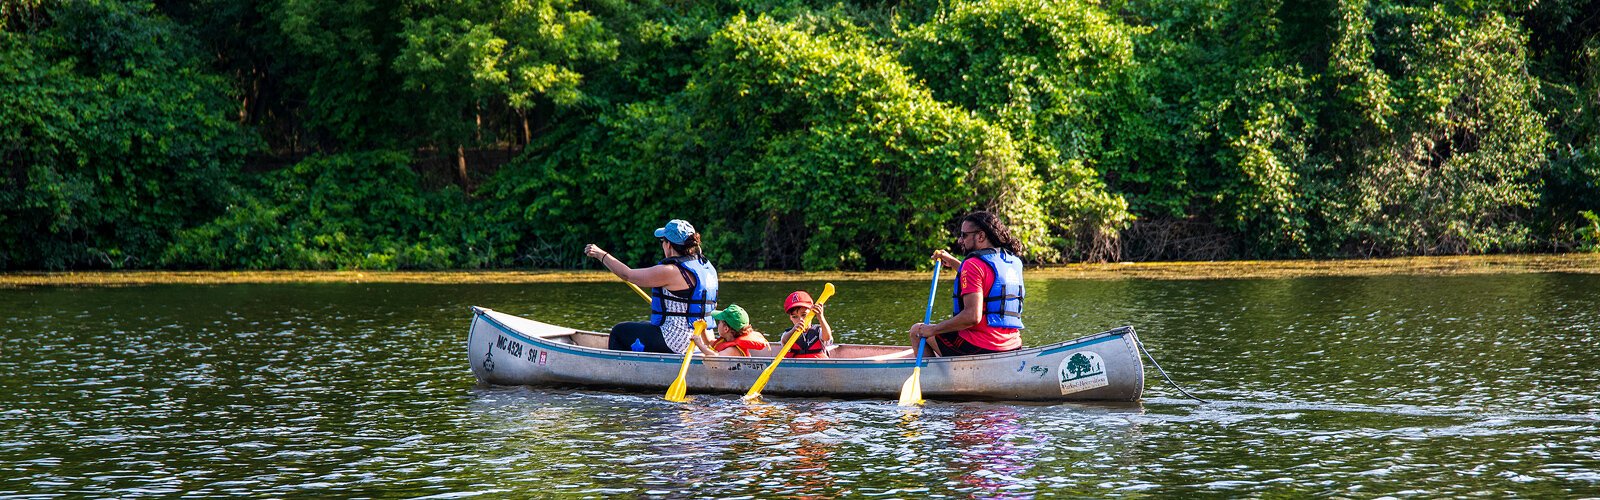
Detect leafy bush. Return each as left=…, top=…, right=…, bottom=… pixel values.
left=1578, top=211, right=1600, bottom=252
left=898, top=0, right=1142, bottom=261
left=163, top=152, right=511, bottom=269
left=1118, top=0, right=1323, bottom=258
left=486, top=14, right=1048, bottom=270
left=0, top=0, right=251, bottom=269
left=1317, top=6, right=1548, bottom=255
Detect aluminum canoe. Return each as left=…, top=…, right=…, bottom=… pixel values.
left=467, top=306, right=1144, bottom=402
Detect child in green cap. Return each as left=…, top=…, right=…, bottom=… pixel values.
left=690, top=304, right=770, bottom=356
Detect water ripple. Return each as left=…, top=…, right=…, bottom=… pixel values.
left=2, top=278, right=1598, bottom=496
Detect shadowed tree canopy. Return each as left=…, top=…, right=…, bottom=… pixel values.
left=3, top=0, right=1597, bottom=270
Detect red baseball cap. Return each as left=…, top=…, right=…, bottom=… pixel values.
left=783, top=291, right=814, bottom=313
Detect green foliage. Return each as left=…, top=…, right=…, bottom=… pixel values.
left=486, top=14, right=1048, bottom=270
left=0, top=0, right=251, bottom=269
left=1119, top=0, right=1552, bottom=258
left=1, top=1, right=48, bottom=32
left=1319, top=5, right=1548, bottom=255
left=393, top=0, right=618, bottom=149
left=6, top=0, right=1600, bottom=270
left=163, top=152, right=511, bottom=269
left=1118, top=0, right=1324, bottom=258
left=1578, top=211, right=1600, bottom=252
left=897, top=0, right=1138, bottom=260
left=1532, top=4, right=1599, bottom=250
left=259, top=0, right=395, bottom=148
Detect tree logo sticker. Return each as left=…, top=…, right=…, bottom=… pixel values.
left=1058, top=351, right=1108, bottom=395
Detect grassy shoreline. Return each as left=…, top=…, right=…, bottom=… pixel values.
left=3, top=254, right=1596, bottom=287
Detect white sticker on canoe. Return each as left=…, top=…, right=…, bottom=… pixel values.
left=1059, top=351, right=1108, bottom=395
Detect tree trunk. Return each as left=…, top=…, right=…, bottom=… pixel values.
left=521, top=111, right=531, bottom=148
left=456, top=145, right=470, bottom=189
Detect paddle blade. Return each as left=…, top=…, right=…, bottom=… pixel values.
left=665, top=359, right=690, bottom=402
left=665, top=378, right=687, bottom=402
left=899, top=265, right=938, bottom=407
left=897, top=366, right=923, bottom=406
left=739, top=386, right=764, bottom=403
left=815, top=282, right=836, bottom=305
left=664, top=320, right=705, bottom=402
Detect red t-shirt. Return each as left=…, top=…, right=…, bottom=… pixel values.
left=713, top=331, right=769, bottom=356
left=957, top=257, right=1021, bottom=351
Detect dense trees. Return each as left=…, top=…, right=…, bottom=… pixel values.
left=3, top=0, right=1597, bottom=269
left=2, top=0, right=252, bottom=269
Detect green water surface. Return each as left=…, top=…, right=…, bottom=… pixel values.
left=2, top=274, right=1597, bottom=496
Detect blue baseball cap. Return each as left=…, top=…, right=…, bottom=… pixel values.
left=653, top=219, right=696, bottom=244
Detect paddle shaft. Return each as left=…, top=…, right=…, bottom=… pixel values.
left=916, top=262, right=942, bottom=365
left=627, top=281, right=651, bottom=303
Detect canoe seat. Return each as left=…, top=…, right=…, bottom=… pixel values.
left=853, top=349, right=914, bottom=360
left=828, top=344, right=914, bottom=360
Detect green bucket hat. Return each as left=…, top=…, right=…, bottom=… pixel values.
left=710, top=304, right=750, bottom=330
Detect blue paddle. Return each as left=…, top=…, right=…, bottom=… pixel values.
left=898, top=259, right=942, bottom=406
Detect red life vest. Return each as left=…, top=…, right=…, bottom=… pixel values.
left=784, top=324, right=825, bottom=355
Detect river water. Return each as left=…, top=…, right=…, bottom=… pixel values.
left=2, top=274, right=1597, bottom=497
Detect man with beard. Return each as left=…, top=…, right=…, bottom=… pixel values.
left=908, top=211, right=1026, bottom=357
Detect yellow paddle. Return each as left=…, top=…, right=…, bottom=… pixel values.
left=626, top=281, right=651, bottom=303
left=898, top=260, right=942, bottom=406
left=664, top=319, right=706, bottom=402
left=610, top=272, right=696, bottom=401
left=741, top=283, right=835, bottom=402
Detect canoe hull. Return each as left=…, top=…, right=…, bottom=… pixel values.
left=467, top=307, right=1144, bottom=402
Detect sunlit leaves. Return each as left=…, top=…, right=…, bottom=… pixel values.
left=899, top=0, right=1140, bottom=261
left=1326, top=6, right=1548, bottom=254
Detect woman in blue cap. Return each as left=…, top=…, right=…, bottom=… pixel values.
left=583, top=219, right=719, bottom=354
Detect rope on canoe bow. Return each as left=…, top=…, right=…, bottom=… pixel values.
left=1134, top=336, right=1208, bottom=404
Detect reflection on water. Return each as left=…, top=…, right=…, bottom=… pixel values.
left=1, top=275, right=1599, bottom=496
left=949, top=407, right=1037, bottom=496
left=459, top=389, right=1151, bottom=497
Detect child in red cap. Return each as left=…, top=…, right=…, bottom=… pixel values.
left=779, top=290, right=833, bottom=358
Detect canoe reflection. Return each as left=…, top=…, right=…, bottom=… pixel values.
left=950, top=407, right=1038, bottom=496
left=783, top=410, right=839, bottom=496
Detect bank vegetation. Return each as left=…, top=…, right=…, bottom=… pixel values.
left=4, top=0, right=1598, bottom=271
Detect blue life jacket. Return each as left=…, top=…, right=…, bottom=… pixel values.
left=649, top=255, right=719, bottom=327
left=952, top=248, right=1025, bottom=329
